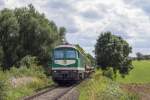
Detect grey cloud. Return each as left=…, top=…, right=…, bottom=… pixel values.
left=123, top=0, right=150, bottom=15
left=44, top=0, right=75, bottom=14
left=67, top=33, right=96, bottom=47
left=103, top=28, right=133, bottom=40
left=42, top=0, right=78, bottom=33
left=80, top=9, right=101, bottom=21
left=47, top=14, right=79, bottom=33
left=67, top=25, right=78, bottom=33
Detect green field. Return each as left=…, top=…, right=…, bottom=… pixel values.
left=117, top=60, right=150, bottom=83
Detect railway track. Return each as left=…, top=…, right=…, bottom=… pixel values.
left=22, top=84, right=79, bottom=100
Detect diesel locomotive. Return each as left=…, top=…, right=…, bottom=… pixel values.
left=51, top=44, right=94, bottom=83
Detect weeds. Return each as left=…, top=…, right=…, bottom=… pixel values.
left=78, top=70, right=139, bottom=100
left=0, top=56, right=53, bottom=100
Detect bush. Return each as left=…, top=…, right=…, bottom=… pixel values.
left=0, top=80, right=8, bottom=100
left=103, top=68, right=115, bottom=80
left=18, top=55, right=38, bottom=68
left=0, top=55, right=54, bottom=100
left=0, top=47, right=3, bottom=66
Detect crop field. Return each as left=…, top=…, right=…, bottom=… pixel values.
left=117, top=60, right=150, bottom=83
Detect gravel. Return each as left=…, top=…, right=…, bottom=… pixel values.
left=30, top=86, right=79, bottom=100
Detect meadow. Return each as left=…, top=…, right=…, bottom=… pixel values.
left=117, top=60, right=150, bottom=83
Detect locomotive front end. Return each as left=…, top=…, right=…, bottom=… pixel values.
left=51, top=45, right=82, bottom=83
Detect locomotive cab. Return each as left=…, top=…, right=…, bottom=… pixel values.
left=51, top=45, right=84, bottom=83
left=51, top=44, right=92, bottom=84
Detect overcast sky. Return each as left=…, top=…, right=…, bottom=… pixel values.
left=0, top=0, right=150, bottom=56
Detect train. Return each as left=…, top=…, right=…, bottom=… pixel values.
left=51, top=44, right=94, bottom=84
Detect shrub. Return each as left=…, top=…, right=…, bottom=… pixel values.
left=0, top=47, right=3, bottom=66
left=103, top=68, right=115, bottom=80
left=18, top=55, right=38, bottom=68
left=0, top=80, right=8, bottom=100
left=0, top=55, right=53, bottom=100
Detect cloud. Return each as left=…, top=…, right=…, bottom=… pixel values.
left=45, top=0, right=72, bottom=12
left=0, top=0, right=4, bottom=6
left=0, top=0, right=5, bottom=9
left=123, top=0, right=150, bottom=14
left=1, top=0, right=150, bottom=56
left=80, top=9, right=101, bottom=21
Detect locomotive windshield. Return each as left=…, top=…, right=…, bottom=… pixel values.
left=54, top=48, right=76, bottom=59
left=66, top=50, right=76, bottom=58
left=54, top=50, right=64, bottom=59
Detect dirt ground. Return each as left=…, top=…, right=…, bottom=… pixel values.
left=120, top=84, right=150, bottom=100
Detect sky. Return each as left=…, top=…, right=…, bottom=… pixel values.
left=0, top=0, right=150, bottom=57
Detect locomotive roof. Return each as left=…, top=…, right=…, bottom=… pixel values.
left=54, top=44, right=77, bottom=49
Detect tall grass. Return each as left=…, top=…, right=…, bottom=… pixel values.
left=0, top=56, right=53, bottom=100
left=78, top=70, right=139, bottom=100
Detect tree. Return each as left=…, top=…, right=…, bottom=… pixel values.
left=13, top=5, right=65, bottom=66
left=86, top=53, right=95, bottom=66
left=95, top=32, right=132, bottom=77
left=0, top=46, right=3, bottom=66
left=75, top=44, right=86, bottom=55
left=59, top=27, right=66, bottom=42
left=0, top=9, right=19, bottom=69
left=0, top=5, right=65, bottom=69
left=136, top=52, right=143, bottom=60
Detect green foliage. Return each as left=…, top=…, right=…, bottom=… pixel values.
left=103, top=68, right=114, bottom=80
left=0, top=56, right=54, bottom=100
left=86, top=53, right=96, bottom=66
left=121, top=93, right=139, bottom=100
left=136, top=52, right=143, bottom=60
left=6, top=77, right=52, bottom=100
left=0, top=8, right=19, bottom=69
left=75, top=44, right=86, bottom=55
left=0, top=4, right=65, bottom=69
left=95, top=32, right=132, bottom=77
left=75, top=44, right=95, bottom=66
left=9, top=56, right=46, bottom=78
left=117, top=60, right=150, bottom=83
left=59, top=27, right=66, bottom=42
left=18, top=55, right=37, bottom=68
left=0, top=46, right=3, bottom=66
left=0, top=80, right=8, bottom=100
left=78, top=70, right=138, bottom=100
left=136, top=52, right=150, bottom=60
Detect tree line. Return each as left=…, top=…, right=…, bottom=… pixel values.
left=136, top=52, right=150, bottom=60
left=0, top=4, right=65, bottom=69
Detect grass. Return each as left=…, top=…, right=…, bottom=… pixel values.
left=78, top=70, right=138, bottom=100
left=0, top=56, right=54, bottom=100
left=0, top=64, right=54, bottom=100
left=117, top=60, right=150, bottom=83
